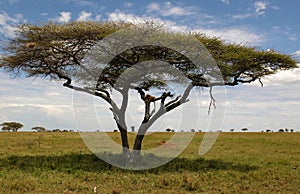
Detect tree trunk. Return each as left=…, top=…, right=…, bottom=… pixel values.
left=130, top=134, right=145, bottom=162
left=130, top=100, right=151, bottom=162
left=117, top=123, right=130, bottom=159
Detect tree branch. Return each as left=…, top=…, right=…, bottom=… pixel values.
left=84, top=87, right=111, bottom=98
left=58, top=74, right=121, bottom=119
left=165, top=84, right=193, bottom=112
left=135, top=84, right=194, bottom=136
left=165, top=95, right=181, bottom=107
left=208, top=86, right=216, bottom=114
left=134, top=87, right=145, bottom=100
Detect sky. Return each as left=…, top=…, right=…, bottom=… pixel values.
left=0, top=0, right=299, bottom=132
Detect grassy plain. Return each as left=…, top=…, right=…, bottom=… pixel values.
left=0, top=132, right=299, bottom=193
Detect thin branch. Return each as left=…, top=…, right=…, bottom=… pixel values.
left=208, top=86, right=217, bottom=114
left=59, top=74, right=120, bottom=120
left=165, top=95, right=181, bottom=107
left=155, top=92, right=173, bottom=106
left=258, top=78, right=264, bottom=87
left=84, top=87, right=110, bottom=98
left=165, top=84, right=193, bottom=112
left=64, top=83, right=111, bottom=104
left=50, top=45, right=98, bottom=81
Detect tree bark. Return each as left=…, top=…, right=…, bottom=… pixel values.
left=130, top=100, right=150, bottom=162
left=130, top=134, right=145, bottom=162
left=117, top=123, right=130, bottom=158
left=130, top=84, right=194, bottom=162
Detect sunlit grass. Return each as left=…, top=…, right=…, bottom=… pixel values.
left=0, top=132, right=299, bottom=193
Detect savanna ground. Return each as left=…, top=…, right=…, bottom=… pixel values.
left=0, top=132, right=299, bottom=193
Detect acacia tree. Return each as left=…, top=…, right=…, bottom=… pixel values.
left=0, top=122, right=23, bottom=132
left=0, top=21, right=297, bottom=162
left=31, top=126, right=46, bottom=132
left=241, top=128, right=248, bottom=132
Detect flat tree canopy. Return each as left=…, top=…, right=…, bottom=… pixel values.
left=0, top=122, right=23, bottom=132
left=0, top=21, right=297, bottom=164
left=31, top=126, right=47, bottom=132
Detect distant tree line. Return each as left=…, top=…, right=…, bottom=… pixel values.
left=260, top=128, right=295, bottom=133
left=1, top=122, right=296, bottom=133
left=0, top=122, right=74, bottom=132
left=162, top=127, right=296, bottom=133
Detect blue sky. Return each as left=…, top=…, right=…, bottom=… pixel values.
left=0, top=0, right=300, bottom=132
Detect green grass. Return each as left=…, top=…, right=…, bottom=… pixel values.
left=0, top=132, right=299, bottom=193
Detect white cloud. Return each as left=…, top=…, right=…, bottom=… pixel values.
left=293, top=50, right=300, bottom=57
left=56, top=11, right=72, bottom=23
left=288, top=34, right=298, bottom=41
left=107, top=10, right=263, bottom=44
left=77, top=11, right=92, bottom=21
left=95, top=14, right=101, bottom=21
left=125, top=2, right=133, bottom=8
left=281, top=29, right=298, bottom=42
left=0, top=12, right=25, bottom=38
left=271, top=5, right=280, bottom=10
left=272, top=26, right=280, bottom=31
left=254, top=1, right=269, bottom=15
left=1, top=63, right=299, bottom=132
left=260, top=64, right=300, bottom=86
left=232, top=13, right=253, bottom=20
left=71, top=0, right=96, bottom=7
left=233, top=1, right=277, bottom=19
left=0, top=105, right=76, bottom=130
left=108, top=10, right=149, bottom=24
left=147, top=2, right=161, bottom=12
left=162, top=7, right=193, bottom=17
left=224, top=77, right=300, bottom=131
left=146, top=2, right=195, bottom=17
left=192, top=27, right=263, bottom=45
left=107, top=10, right=188, bottom=32
left=221, top=0, right=230, bottom=4
left=249, top=64, right=300, bottom=87
left=1, top=104, right=70, bottom=116
left=0, top=72, right=76, bottom=130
